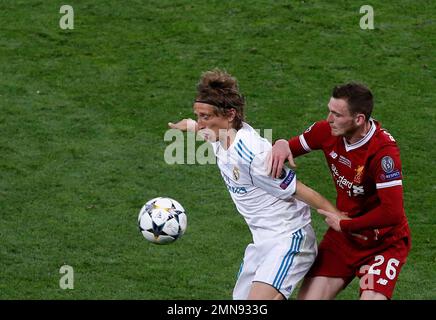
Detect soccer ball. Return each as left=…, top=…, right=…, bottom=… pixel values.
left=138, top=197, right=187, bottom=244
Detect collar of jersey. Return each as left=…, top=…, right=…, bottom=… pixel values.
left=220, top=122, right=251, bottom=152
left=343, top=119, right=376, bottom=152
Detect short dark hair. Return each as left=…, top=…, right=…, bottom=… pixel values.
left=332, top=83, right=373, bottom=121
left=196, top=69, right=245, bottom=130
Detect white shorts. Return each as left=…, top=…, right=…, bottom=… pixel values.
left=233, top=224, right=317, bottom=299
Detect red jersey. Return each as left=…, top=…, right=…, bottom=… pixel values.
left=289, top=119, right=410, bottom=247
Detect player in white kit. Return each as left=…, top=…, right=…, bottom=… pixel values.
left=168, top=69, right=339, bottom=299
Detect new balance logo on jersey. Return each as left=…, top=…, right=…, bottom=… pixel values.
left=376, top=278, right=388, bottom=286
left=329, top=151, right=338, bottom=159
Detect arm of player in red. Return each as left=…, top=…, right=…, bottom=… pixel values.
left=270, top=121, right=329, bottom=178
left=339, top=186, right=405, bottom=232
left=318, top=186, right=405, bottom=232
left=317, top=209, right=350, bottom=232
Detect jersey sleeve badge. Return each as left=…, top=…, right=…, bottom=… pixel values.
left=380, top=156, right=401, bottom=181
left=279, top=169, right=296, bottom=190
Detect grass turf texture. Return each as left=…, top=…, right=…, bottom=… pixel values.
left=0, top=0, right=435, bottom=299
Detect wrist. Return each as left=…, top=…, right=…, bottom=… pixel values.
left=273, top=138, right=289, bottom=145
left=339, top=219, right=351, bottom=232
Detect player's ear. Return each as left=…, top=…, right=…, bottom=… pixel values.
left=355, top=113, right=366, bottom=126
left=226, top=108, right=236, bottom=122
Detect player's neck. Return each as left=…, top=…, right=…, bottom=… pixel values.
left=346, top=120, right=372, bottom=145
left=219, top=129, right=237, bottom=150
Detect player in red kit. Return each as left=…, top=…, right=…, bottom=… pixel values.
left=270, top=83, right=411, bottom=300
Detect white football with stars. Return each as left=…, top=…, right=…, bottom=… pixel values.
left=138, top=197, right=187, bottom=244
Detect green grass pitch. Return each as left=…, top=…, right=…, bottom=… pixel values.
left=0, top=1, right=435, bottom=299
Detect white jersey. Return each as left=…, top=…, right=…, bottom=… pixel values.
left=211, top=122, right=311, bottom=244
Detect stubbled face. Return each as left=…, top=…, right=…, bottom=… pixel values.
left=326, top=97, right=358, bottom=138
left=193, top=103, right=232, bottom=142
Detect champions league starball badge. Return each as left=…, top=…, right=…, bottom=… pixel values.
left=381, top=156, right=395, bottom=173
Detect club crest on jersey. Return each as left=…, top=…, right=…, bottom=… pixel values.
left=381, top=156, right=395, bottom=173
left=353, top=165, right=365, bottom=184
left=233, top=166, right=240, bottom=181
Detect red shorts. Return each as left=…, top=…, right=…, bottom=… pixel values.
left=307, top=228, right=411, bottom=299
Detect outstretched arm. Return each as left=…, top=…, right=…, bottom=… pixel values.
left=168, top=118, right=210, bottom=141
left=294, top=180, right=340, bottom=214
left=294, top=181, right=351, bottom=231
left=168, top=118, right=198, bottom=132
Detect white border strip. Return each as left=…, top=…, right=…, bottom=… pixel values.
left=299, top=134, right=312, bottom=152
left=376, top=180, right=402, bottom=189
